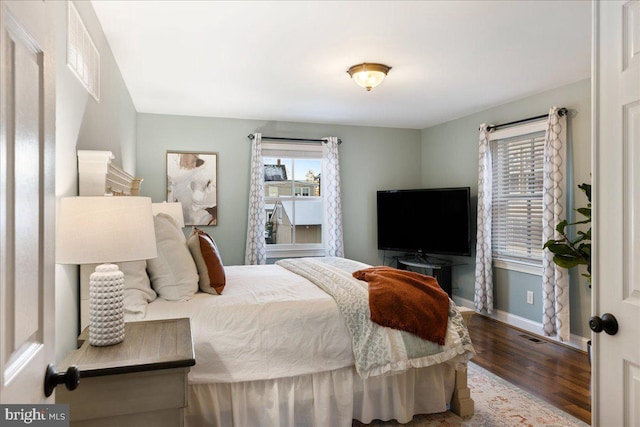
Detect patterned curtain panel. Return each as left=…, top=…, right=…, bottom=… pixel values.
left=542, top=107, right=569, bottom=341
left=245, top=133, right=266, bottom=265
left=322, top=137, right=344, bottom=257
left=474, top=124, right=494, bottom=313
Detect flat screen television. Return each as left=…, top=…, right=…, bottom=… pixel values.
left=377, top=187, right=472, bottom=256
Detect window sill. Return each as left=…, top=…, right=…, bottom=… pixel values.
left=493, top=259, right=543, bottom=276
left=266, top=247, right=326, bottom=259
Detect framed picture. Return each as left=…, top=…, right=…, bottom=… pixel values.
left=166, top=151, right=218, bottom=226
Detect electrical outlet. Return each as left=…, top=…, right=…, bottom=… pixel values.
left=527, top=291, right=534, bottom=305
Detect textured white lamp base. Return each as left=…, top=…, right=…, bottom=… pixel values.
left=89, top=264, right=125, bottom=346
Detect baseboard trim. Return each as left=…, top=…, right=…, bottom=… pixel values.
left=453, top=296, right=590, bottom=352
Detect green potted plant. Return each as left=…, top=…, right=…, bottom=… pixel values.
left=543, top=183, right=592, bottom=286
left=543, top=182, right=592, bottom=363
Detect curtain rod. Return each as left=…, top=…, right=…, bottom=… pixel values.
left=484, top=107, right=568, bottom=132
left=247, top=134, right=342, bottom=145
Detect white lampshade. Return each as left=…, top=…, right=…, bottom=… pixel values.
left=152, top=202, right=185, bottom=228
left=347, top=63, right=391, bottom=91
left=57, top=196, right=157, bottom=347
left=57, top=196, right=157, bottom=264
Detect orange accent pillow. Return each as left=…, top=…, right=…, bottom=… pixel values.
left=187, top=227, right=226, bottom=295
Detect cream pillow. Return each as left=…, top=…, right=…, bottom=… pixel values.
left=118, top=260, right=155, bottom=321
left=187, top=227, right=226, bottom=295
left=147, top=213, right=199, bottom=301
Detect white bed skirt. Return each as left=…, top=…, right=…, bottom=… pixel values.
left=185, top=364, right=455, bottom=427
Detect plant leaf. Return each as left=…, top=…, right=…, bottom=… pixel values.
left=578, top=183, right=591, bottom=202
left=555, top=220, right=568, bottom=234
left=553, top=254, right=588, bottom=268
left=543, top=239, right=561, bottom=249
left=576, top=207, right=591, bottom=218
left=546, top=244, right=577, bottom=256
left=569, top=219, right=591, bottom=226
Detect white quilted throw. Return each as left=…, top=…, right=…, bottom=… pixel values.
left=277, top=257, right=475, bottom=378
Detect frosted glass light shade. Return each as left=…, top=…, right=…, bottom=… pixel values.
left=347, top=63, right=391, bottom=91
left=57, top=196, right=158, bottom=264
left=152, top=202, right=185, bottom=228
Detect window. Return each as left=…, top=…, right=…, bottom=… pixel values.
left=67, top=2, right=100, bottom=101
left=262, top=143, right=323, bottom=257
left=490, top=126, right=546, bottom=273
left=295, top=187, right=311, bottom=196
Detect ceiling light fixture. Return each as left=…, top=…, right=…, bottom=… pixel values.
left=347, top=63, right=392, bottom=91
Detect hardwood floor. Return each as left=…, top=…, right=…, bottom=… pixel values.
left=467, top=314, right=591, bottom=425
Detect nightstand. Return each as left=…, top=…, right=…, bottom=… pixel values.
left=56, top=318, right=195, bottom=427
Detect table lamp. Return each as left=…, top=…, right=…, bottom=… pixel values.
left=57, top=196, right=157, bottom=346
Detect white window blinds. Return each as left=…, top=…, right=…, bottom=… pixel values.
left=491, top=131, right=545, bottom=265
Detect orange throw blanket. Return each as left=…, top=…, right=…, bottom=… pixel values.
left=352, top=267, right=450, bottom=345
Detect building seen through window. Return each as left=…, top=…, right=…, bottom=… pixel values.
left=263, top=157, right=322, bottom=246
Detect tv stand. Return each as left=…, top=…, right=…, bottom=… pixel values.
left=396, top=256, right=452, bottom=297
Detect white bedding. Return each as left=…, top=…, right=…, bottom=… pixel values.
left=186, top=363, right=455, bottom=426
left=277, top=257, right=475, bottom=377
left=142, top=264, right=357, bottom=383
left=141, top=260, right=473, bottom=426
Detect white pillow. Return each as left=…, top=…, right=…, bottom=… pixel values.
left=147, top=213, right=199, bottom=301
left=118, top=260, right=155, bottom=321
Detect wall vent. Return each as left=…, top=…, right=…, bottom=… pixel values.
left=519, top=334, right=545, bottom=344
left=67, top=2, right=100, bottom=102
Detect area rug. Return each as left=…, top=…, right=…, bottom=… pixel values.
left=354, top=362, right=590, bottom=427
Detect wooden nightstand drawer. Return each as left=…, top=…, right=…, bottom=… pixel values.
left=56, top=319, right=195, bottom=427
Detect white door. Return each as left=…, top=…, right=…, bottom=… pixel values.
left=0, top=0, right=57, bottom=403
left=593, top=0, right=640, bottom=425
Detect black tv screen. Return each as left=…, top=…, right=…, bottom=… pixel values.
left=377, top=187, right=471, bottom=256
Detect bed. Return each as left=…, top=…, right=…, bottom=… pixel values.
left=77, top=150, right=476, bottom=426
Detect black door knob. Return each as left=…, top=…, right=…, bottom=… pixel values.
left=44, top=364, right=80, bottom=397
left=589, top=313, right=619, bottom=335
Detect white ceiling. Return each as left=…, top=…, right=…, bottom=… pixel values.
left=91, top=1, right=591, bottom=130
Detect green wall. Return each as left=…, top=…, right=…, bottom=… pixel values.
left=55, top=0, right=138, bottom=361
left=136, top=115, right=422, bottom=266
left=421, top=78, right=592, bottom=339
left=136, top=79, right=591, bottom=341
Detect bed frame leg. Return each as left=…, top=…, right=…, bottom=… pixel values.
left=450, top=307, right=475, bottom=416
left=450, top=365, right=474, bottom=417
